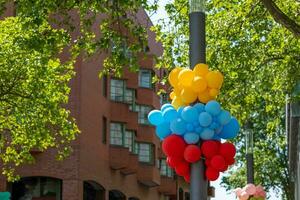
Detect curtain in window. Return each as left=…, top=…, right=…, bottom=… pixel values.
left=110, top=123, right=123, bottom=145
left=110, top=79, right=124, bottom=101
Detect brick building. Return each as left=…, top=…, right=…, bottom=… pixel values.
left=0, top=6, right=191, bottom=200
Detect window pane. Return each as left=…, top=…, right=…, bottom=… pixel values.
left=139, top=69, right=152, bottom=88
left=125, top=89, right=135, bottom=104
left=110, top=79, right=124, bottom=102
left=110, top=123, right=123, bottom=145
left=124, top=130, right=134, bottom=152
left=137, top=143, right=153, bottom=163
left=137, top=105, right=152, bottom=124
left=160, top=159, right=167, bottom=176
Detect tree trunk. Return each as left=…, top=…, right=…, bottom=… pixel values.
left=261, top=0, right=300, bottom=37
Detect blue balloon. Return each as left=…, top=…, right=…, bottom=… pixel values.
left=184, top=132, right=200, bottom=144
left=212, top=134, right=221, bottom=141
left=177, top=107, right=184, bottom=115
left=170, top=118, right=186, bottom=135
left=162, top=107, right=178, bottom=122
left=209, top=122, right=220, bottom=130
left=186, top=123, right=194, bottom=132
left=193, top=121, right=199, bottom=127
left=195, top=126, right=203, bottom=134
left=148, top=110, right=164, bottom=126
left=161, top=103, right=173, bottom=111
left=218, top=117, right=240, bottom=139
left=156, top=122, right=171, bottom=139
left=198, top=112, right=213, bottom=127
left=217, top=110, right=231, bottom=125
left=200, top=128, right=214, bottom=140
left=216, top=126, right=223, bottom=134
left=193, top=103, right=205, bottom=112
left=205, top=100, right=221, bottom=116
left=181, top=106, right=198, bottom=122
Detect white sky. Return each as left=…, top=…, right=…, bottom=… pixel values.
left=147, top=0, right=282, bottom=199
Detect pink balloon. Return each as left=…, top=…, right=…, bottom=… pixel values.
left=234, top=188, right=243, bottom=196
left=245, top=183, right=256, bottom=195
left=240, top=191, right=249, bottom=200
left=259, top=190, right=266, bottom=198
left=255, top=185, right=264, bottom=193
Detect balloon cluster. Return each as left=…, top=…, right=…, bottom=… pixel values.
left=148, top=101, right=239, bottom=143
left=168, top=64, right=224, bottom=108
left=202, top=141, right=236, bottom=181
left=162, top=135, right=236, bottom=182
left=234, top=184, right=266, bottom=200
left=147, top=63, right=240, bottom=183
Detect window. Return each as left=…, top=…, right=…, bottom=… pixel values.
left=102, top=117, right=107, bottom=144
left=139, top=69, right=152, bottom=88
left=125, top=89, right=135, bottom=104
left=110, top=122, right=124, bottom=146
left=160, top=93, right=168, bottom=105
left=10, top=177, right=62, bottom=200
left=110, top=79, right=125, bottom=102
left=137, top=143, right=154, bottom=164
left=124, top=130, right=135, bottom=152
left=102, top=75, right=108, bottom=97
left=136, top=105, right=152, bottom=125
left=160, top=159, right=173, bottom=178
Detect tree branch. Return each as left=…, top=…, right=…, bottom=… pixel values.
left=261, top=0, right=300, bottom=37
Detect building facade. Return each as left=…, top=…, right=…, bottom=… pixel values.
left=0, top=6, right=192, bottom=200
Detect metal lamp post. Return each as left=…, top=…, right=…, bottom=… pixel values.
left=245, top=126, right=254, bottom=184
left=189, top=0, right=208, bottom=200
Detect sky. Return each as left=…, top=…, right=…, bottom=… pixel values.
left=147, top=0, right=281, bottom=199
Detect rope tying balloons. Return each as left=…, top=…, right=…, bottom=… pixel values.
left=148, top=64, right=240, bottom=182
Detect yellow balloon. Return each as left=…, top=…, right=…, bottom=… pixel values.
left=209, top=88, right=219, bottom=97
left=168, top=67, right=182, bottom=87
left=198, top=90, right=214, bottom=103
left=170, top=91, right=176, bottom=100
left=193, top=63, right=209, bottom=77
left=171, top=96, right=184, bottom=109
left=205, top=71, right=224, bottom=89
left=178, top=68, right=195, bottom=87
left=180, top=87, right=198, bottom=104
left=191, top=76, right=207, bottom=93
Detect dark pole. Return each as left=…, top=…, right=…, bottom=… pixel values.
left=246, top=153, right=254, bottom=184
left=189, top=1, right=208, bottom=200
left=245, top=125, right=254, bottom=184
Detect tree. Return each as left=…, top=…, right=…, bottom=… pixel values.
left=0, top=17, right=79, bottom=181
left=151, top=0, right=299, bottom=199
left=0, top=0, right=156, bottom=181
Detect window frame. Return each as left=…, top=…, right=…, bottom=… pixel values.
left=124, top=130, right=136, bottom=152
left=136, top=142, right=154, bottom=164
left=109, top=122, right=125, bottom=146
left=138, top=69, right=153, bottom=89
left=110, top=78, right=125, bottom=102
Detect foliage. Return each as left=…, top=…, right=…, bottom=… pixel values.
left=0, top=17, right=79, bottom=181
left=151, top=0, right=300, bottom=199
left=0, top=0, right=158, bottom=180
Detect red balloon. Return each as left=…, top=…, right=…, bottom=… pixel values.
left=219, top=163, right=228, bottom=172
left=205, top=159, right=211, bottom=166
left=210, top=155, right=226, bottom=171
left=184, top=173, right=190, bottom=183
left=219, top=142, right=236, bottom=159
left=162, top=135, right=186, bottom=158
left=175, top=161, right=190, bottom=176
left=184, top=145, right=202, bottom=163
left=206, top=167, right=219, bottom=181
left=167, top=156, right=183, bottom=168
left=225, top=157, right=235, bottom=166
left=201, top=140, right=219, bottom=159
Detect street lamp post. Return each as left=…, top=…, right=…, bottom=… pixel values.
left=245, top=126, right=254, bottom=184
left=189, top=0, right=208, bottom=200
